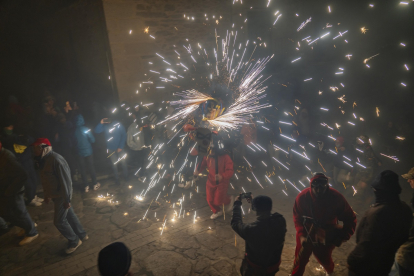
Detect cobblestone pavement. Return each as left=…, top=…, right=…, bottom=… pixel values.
left=0, top=168, right=403, bottom=276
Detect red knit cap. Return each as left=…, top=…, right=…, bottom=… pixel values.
left=31, top=138, right=51, bottom=147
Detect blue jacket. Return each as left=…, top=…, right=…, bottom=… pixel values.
left=74, top=115, right=95, bottom=157
left=94, top=120, right=126, bottom=151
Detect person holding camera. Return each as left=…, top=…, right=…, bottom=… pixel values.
left=292, top=173, right=356, bottom=276
left=231, top=193, right=286, bottom=276
left=95, top=117, right=128, bottom=186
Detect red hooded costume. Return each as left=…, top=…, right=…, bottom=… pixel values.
left=291, top=174, right=357, bottom=275
left=198, top=154, right=234, bottom=213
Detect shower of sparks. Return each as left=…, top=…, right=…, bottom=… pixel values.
left=297, top=17, right=312, bottom=32
left=360, top=27, right=368, bottom=34
left=380, top=153, right=400, bottom=162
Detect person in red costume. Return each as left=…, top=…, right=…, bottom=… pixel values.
left=194, top=139, right=234, bottom=219
left=291, top=173, right=357, bottom=276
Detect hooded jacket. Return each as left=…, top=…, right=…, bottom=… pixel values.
left=293, top=181, right=356, bottom=241
left=231, top=203, right=287, bottom=269
left=197, top=153, right=234, bottom=187
left=347, top=172, right=413, bottom=276
left=0, top=148, right=27, bottom=216
left=74, top=115, right=95, bottom=157
left=37, top=150, right=72, bottom=203
left=94, top=120, right=126, bottom=151
left=127, top=122, right=145, bottom=151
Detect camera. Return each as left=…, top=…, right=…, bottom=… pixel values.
left=240, top=192, right=252, bottom=200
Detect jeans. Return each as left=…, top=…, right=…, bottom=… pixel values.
left=78, top=155, right=97, bottom=188
left=109, top=150, right=128, bottom=182
left=396, top=261, right=414, bottom=276
left=53, top=197, right=86, bottom=247
left=22, top=160, right=38, bottom=203
left=2, top=193, right=38, bottom=236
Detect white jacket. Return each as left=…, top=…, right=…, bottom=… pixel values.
left=127, top=122, right=145, bottom=151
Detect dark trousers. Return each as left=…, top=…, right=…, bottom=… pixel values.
left=53, top=197, right=86, bottom=247
left=240, top=259, right=277, bottom=276
left=130, top=149, right=147, bottom=177
left=78, top=155, right=97, bottom=188
left=396, top=262, right=414, bottom=276
left=22, top=161, right=38, bottom=202
left=1, top=193, right=38, bottom=237
left=109, top=151, right=128, bottom=182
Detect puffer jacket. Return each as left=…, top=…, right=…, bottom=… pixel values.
left=74, top=114, right=95, bottom=157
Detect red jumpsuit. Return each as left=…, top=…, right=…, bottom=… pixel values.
left=198, top=154, right=234, bottom=214
left=292, top=181, right=357, bottom=275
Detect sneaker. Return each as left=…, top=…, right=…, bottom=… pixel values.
left=326, top=272, right=335, bottom=276
left=17, top=229, right=25, bottom=237
left=34, top=195, right=44, bottom=202
left=210, top=211, right=223, bottom=219
left=29, top=199, right=42, bottom=207
left=17, top=223, right=38, bottom=237
left=19, top=234, right=39, bottom=246
left=184, top=181, right=191, bottom=189
left=65, top=239, right=82, bottom=254
left=93, top=183, right=101, bottom=191
left=82, top=234, right=89, bottom=241
left=178, top=183, right=185, bottom=188
left=84, top=186, right=90, bottom=193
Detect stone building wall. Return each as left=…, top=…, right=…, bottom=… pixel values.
left=102, top=0, right=241, bottom=102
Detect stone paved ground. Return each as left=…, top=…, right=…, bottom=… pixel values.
left=1, top=167, right=407, bottom=276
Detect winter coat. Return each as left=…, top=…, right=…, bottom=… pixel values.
left=74, top=115, right=95, bottom=157
left=197, top=154, right=234, bottom=187
left=0, top=148, right=27, bottom=216
left=231, top=203, right=287, bottom=268
left=396, top=219, right=414, bottom=273
left=347, top=201, right=413, bottom=276
left=0, top=129, right=18, bottom=152
left=293, top=186, right=356, bottom=241
left=127, top=122, right=145, bottom=151
left=94, top=121, right=126, bottom=151
left=38, top=151, right=72, bottom=203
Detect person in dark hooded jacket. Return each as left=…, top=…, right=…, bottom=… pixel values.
left=231, top=194, right=286, bottom=276
left=0, top=141, right=39, bottom=245
left=347, top=170, right=413, bottom=276
left=74, top=114, right=100, bottom=192
left=292, top=173, right=357, bottom=276
left=32, top=138, right=87, bottom=254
